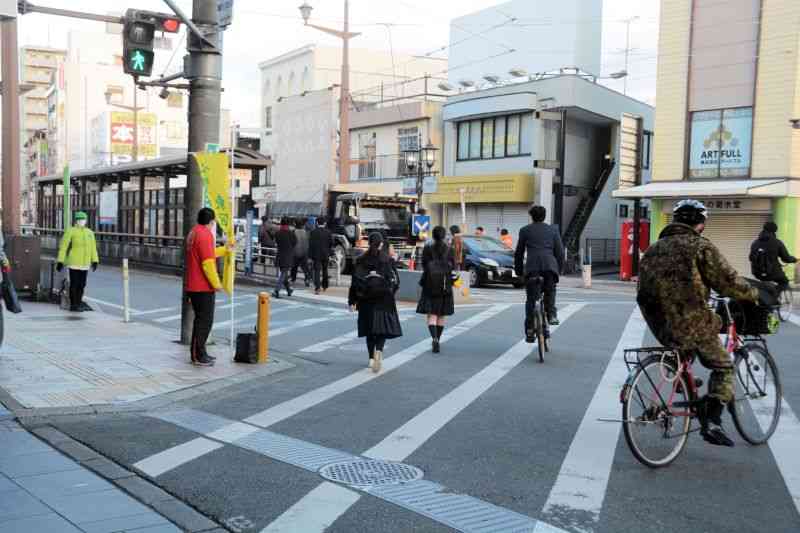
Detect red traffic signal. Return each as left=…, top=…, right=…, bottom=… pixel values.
left=161, top=18, right=180, bottom=33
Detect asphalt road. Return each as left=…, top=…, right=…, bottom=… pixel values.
left=45, top=265, right=800, bottom=533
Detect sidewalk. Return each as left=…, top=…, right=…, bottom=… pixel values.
left=0, top=302, right=291, bottom=412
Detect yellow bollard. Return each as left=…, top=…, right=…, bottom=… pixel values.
left=257, top=292, right=270, bottom=363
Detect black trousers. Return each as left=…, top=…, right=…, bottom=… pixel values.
left=525, top=271, right=557, bottom=323
left=68, top=269, right=88, bottom=308
left=313, top=258, right=330, bottom=290
left=188, top=291, right=215, bottom=361
left=366, top=335, right=386, bottom=359
left=291, top=256, right=311, bottom=283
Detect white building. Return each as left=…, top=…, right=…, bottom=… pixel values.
left=257, top=44, right=445, bottom=211
left=431, top=72, right=653, bottom=265
left=447, top=0, right=603, bottom=85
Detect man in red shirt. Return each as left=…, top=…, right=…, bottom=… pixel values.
left=186, top=207, right=227, bottom=366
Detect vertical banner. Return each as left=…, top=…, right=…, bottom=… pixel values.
left=193, top=152, right=234, bottom=295
left=63, top=165, right=71, bottom=229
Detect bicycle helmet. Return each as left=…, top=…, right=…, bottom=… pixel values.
left=673, top=199, right=708, bottom=226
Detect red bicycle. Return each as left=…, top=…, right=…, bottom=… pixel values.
left=620, top=297, right=782, bottom=468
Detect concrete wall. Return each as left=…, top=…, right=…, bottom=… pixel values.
left=652, top=0, right=692, bottom=182
left=448, top=0, right=602, bottom=83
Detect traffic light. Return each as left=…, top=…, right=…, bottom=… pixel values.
left=122, top=9, right=181, bottom=77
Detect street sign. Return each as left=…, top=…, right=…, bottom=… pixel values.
left=402, top=178, right=416, bottom=196
left=412, top=214, right=431, bottom=238
left=205, top=142, right=220, bottom=153
left=422, top=176, right=438, bottom=194
left=218, top=0, right=234, bottom=27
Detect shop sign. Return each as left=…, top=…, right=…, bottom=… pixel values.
left=689, top=108, right=752, bottom=178
left=661, top=198, right=771, bottom=214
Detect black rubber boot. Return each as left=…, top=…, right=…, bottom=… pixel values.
left=699, top=396, right=735, bottom=447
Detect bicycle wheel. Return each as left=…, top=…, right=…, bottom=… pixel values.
left=778, top=288, right=793, bottom=322
left=534, top=310, right=545, bottom=363
left=730, top=343, right=782, bottom=445
left=622, top=355, right=691, bottom=468
left=540, top=301, right=551, bottom=353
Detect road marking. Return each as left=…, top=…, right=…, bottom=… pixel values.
left=541, top=308, right=647, bottom=530
left=154, top=300, right=300, bottom=323
left=84, top=297, right=142, bottom=314
left=300, top=314, right=415, bottom=353
left=244, top=305, right=510, bottom=428
left=212, top=313, right=260, bottom=330
left=134, top=306, right=179, bottom=316
left=133, top=438, right=223, bottom=478
left=133, top=306, right=509, bottom=480
left=261, top=304, right=584, bottom=533
left=269, top=312, right=341, bottom=337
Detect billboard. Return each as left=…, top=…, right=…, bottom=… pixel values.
left=110, top=111, right=159, bottom=162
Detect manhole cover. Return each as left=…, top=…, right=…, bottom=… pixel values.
left=318, top=459, right=423, bottom=487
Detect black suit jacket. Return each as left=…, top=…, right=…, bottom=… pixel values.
left=514, top=222, right=564, bottom=277
left=309, top=227, right=333, bottom=261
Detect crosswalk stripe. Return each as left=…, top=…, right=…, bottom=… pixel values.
left=788, top=313, right=800, bottom=327
left=767, top=399, right=800, bottom=516
left=244, top=305, right=510, bottom=428
left=268, top=312, right=341, bottom=337
left=300, top=314, right=415, bottom=353
left=133, top=438, right=223, bottom=478
left=541, top=308, right=648, bottom=529
left=133, top=306, right=179, bottom=316
left=260, top=304, right=584, bottom=533
left=132, top=305, right=510, bottom=480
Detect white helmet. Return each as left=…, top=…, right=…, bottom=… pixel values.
left=673, top=199, right=708, bottom=225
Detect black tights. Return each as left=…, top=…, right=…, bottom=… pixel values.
left=366, top=335, right=386, bottom=359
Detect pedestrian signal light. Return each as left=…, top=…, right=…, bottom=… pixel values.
left=126, top=49, right=154, bottom=75
left=122, top=9, right=180, bottom=77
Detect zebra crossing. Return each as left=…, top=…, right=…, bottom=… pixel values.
left=50, top=297, right=800, bottom=533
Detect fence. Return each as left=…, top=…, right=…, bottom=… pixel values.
left=585, top=238, right=620, bottom=265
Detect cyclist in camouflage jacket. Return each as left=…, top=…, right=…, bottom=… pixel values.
left=637, top=200, right=758, bottom=447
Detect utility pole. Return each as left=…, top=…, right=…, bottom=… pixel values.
left=621, top=16, right=639, bottom=96
left=1, top=15, right=22, bottom=235
left=180, top=0, right=222, bottom=344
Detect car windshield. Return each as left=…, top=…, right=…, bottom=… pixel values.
left=359, top=207, right=408, bottom=225
left=464, top=236, right=510, bottom=253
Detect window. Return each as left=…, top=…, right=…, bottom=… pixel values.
left=689, top=107, right=752, bottom=178
left=481, top=120, right=493, bottom=159
left=456, top=113, right=533, bottom=161
left=457, top=122, right=470, bottom=160
left=264, top=106, right=272, bottom=129
left=359, top=132, right=377, bottom=179
left=493, top=117, right=506, bottom=158
left=641, top=131, right=652, bottom=169
left=506, top=115, right=520, bottom=156
left=469, top=120, right=481, bottom=159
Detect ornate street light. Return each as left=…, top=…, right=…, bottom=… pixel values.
left=402, top=138, right=438, bottom=210
left=298, top=2, right=313, bottom=24
left=422, top=140, right=438, bottom=170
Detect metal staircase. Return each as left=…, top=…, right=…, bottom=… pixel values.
left=563, top=158, right=616, bottom=255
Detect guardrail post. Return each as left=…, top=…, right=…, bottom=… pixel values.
left=122, top=258, right=131, bottom=323
left=257, top=292, right=270, bottom=363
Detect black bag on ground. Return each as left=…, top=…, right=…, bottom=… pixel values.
left=235, top=332, right=258, bottom=363
left=2, top=272, right=22, bottom=314
left=425, top=258, right=450, bottom=297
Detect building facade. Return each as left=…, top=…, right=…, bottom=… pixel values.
left=20, top=46, right=67, bottom=224
left=614, top=0, right=800, bottom=278
left=431, top=73, right=653, bottom=256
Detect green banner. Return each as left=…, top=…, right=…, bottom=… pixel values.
left=63, top=164, right=70, bottom=229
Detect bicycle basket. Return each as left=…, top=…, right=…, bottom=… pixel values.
left=717, top=299, right=778, bottom=335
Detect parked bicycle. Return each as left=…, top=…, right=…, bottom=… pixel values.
left=619, top=296, right=782, bottom=468
left=524, top=275, right=550, bottom=363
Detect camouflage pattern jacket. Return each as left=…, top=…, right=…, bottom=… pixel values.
left=637, top=223, right=758, bottom=349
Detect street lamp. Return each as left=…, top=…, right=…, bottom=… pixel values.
left=299, top=1, right=360, bottom=185
left=104, top=85, right=144, bottom=162
left=402, top=138, right=438, bottom=211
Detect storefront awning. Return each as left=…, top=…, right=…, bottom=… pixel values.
left=612, top=179, right=789, bottom=199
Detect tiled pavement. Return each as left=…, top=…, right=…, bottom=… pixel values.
left=0, top=415, right=188, bottom=533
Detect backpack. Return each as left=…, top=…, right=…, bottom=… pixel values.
left=751, top=246, right=774, bottom=279
left=354, top=269, right=392, bottom=302
left=426, top=257, right=450, bottom=297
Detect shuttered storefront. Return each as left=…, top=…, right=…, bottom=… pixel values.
left=446, top=203, right=531, bottom=243
left=667, top=213, right=768, bottom=275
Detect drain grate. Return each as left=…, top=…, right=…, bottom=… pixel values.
left=319, top=459, right=423, bottom=487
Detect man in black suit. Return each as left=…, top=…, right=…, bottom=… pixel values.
left=309, top=216, right=334, bottom=294
left=515, top=205, right=564, bottom=332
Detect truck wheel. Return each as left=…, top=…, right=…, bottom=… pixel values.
left=334, top=246, right=347, bottom=275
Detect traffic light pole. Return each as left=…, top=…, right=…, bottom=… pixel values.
left=179, top=0, right=222, bottom=344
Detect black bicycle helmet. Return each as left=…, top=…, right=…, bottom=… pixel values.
left=673, top=199, right=708, bottom=226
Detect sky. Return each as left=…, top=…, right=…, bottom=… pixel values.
left=17, top=0, right=661, bottom=129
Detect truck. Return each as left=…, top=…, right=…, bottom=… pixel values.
left=325, top=184, right=419, bottom=274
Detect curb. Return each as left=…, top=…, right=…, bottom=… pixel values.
left=26, top=424, right=227, bottom=533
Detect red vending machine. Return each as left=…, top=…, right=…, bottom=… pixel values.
left=620, top=220, right=650, bottom=281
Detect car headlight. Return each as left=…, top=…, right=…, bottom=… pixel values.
left=480, top=258, right=499, bottom=268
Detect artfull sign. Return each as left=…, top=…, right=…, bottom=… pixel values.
left=689, top=108, right=752, bottom=178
